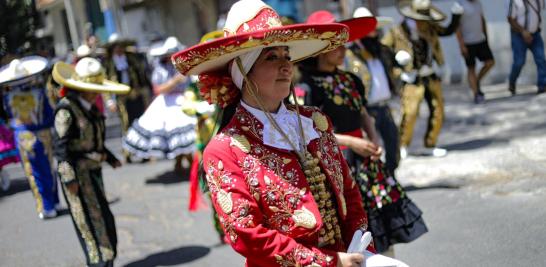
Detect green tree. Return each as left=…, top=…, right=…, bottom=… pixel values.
left=0, top=0, right=38, bottom=59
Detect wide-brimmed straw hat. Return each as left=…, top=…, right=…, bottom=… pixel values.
left=306, top=10, right=377, bottom=42
left=172, top=0, right=350, bottom=76
left=52, top=57, right=130, bottom=94
left=199, top=30, right=224, bottom=44
left=149, top=36, right=186, bottom=58
left=353, top=7, right=393, bottom=28
left=398, top=0, right=446, bottom=22
left=0, top=56, right=49, bottom=87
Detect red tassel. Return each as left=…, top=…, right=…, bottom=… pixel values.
left=188, top=152, right=207, bottom=212
left=59, top=86, right=67, bottom=97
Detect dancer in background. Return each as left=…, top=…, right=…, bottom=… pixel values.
left=303, top=9, right=428, bottom=256
left=382, top=0, right=463, bottom=158
left=123, top=37, right=197, bottom=172
left=52, top=57, right=126, bottom=267
left=0, top=56, right=59, bottom=219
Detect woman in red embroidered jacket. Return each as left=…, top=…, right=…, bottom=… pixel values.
left=171, top=0, right=377, bottom=266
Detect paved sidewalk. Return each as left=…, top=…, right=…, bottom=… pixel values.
left=0, top=82, right=545, bottom=266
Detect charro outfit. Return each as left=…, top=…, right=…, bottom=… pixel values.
left=382, top=2, right=461, bottom=149
left=103, top=49, right=152, bottom=135
left=0, top=56, right=59, bottom=217
left=172, top=0, right=374, bottom=265
left=301, top=68, right=427, bottom=253
left=52, top=58, right=129, bottom=267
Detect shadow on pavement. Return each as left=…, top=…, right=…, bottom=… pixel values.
left=0, top=178, right=30, bottom=198
left=123, top=245, right=210, bottom=267
left=404, top=181, right=462, bottom=192
left=484, top=91, right=538, bottom=103
left=145, top=170, right=189, bottom=185
left=442, top=138, right=508, bottom=152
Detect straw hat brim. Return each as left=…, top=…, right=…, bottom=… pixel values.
left=52, top=62, right=130, bottom=94
left=398, top=2, right=446, bottom=22
left=172, top=23, right=349, bottom=76
left=339, top=17, right=377, bottom=42
left=0, top=56, right=48, bottom=86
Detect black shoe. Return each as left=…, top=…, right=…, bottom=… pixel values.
left=538, top=86, right=545, bottom=94
left=508, top=84, right=516, bottom=96
left=474, top=93, right=485, bottom=104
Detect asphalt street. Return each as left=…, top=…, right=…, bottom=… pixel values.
left=0, top=83, right=545, bottom=267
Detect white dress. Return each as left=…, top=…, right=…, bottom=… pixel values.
left=123, top=62, right=196, bottom=159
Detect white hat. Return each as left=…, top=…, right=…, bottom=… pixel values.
left=353, top=7, right=393, bottom=28
left=148, top=36, right=186, bottom=57
left=398, top=0, right=446, bottom=22
left=0, top=56, right=48, bottom=86
left=76, top=44, right=91, bottom=57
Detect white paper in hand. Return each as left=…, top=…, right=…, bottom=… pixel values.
left=363, top=251, right=410, bottom=267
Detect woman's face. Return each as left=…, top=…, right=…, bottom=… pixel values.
left=247, top=46, right=293, bottom=103
left=321, top=46, right=346, bottom=67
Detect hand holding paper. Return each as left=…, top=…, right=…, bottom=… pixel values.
left=347, top=230, right=410, bottom=267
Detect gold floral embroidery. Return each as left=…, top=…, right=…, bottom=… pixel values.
left=17, top=131, right=36, bottom=153
left=230, top=134, right=251, bottom=153
left=58, top=161, right=76, bottom=183
left=217, top=189, right=233, bottom=214
left=292, top=207, right=316, bottom=229
left=55, top=109, right=71, bottom=138
left=311, top=112, right=328, bottom=132
left=274, top=244, right=333, bottom=267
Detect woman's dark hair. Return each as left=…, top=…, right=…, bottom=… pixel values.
left=217, top=95, right=240, bottom=132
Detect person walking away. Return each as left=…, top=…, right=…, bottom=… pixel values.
left=456, top=0, right=495, bottom=104
left=506, top=0, right=546, bottom=95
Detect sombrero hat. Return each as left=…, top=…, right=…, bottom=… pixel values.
left=306, top=10, right=377, bottom=42
left=398, top=0, right=446, bottom=22
left=199, top=30, right=224, bottom=44
left=353, top=7, right=393, bottom=28
left=149, top=36, right=186, bottom=57
left=76, top=44, right=92, bottom=58
left=103, top=33, right=137, bottom=49
left=0, top=56, right=48, bottom=86
left=172, top=0, right=350, bottom=76
left=52, top=57, right=130, bottom=94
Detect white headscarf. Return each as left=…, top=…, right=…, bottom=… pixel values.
left=230, top=49, right=263, bottom=89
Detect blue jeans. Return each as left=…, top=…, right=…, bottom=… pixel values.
left=509, top=30, right=546, bottom=87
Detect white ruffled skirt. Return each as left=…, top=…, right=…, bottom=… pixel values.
left=123, top=93, right=197, bottom=159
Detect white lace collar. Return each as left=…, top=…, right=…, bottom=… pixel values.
left=240, top=101, right=320, bottom=151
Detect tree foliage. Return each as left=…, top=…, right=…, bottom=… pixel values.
left=0, top=0, right=38, bottom=58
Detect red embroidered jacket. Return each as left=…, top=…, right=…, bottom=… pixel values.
left=203, top=104, right=371, bottom=267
